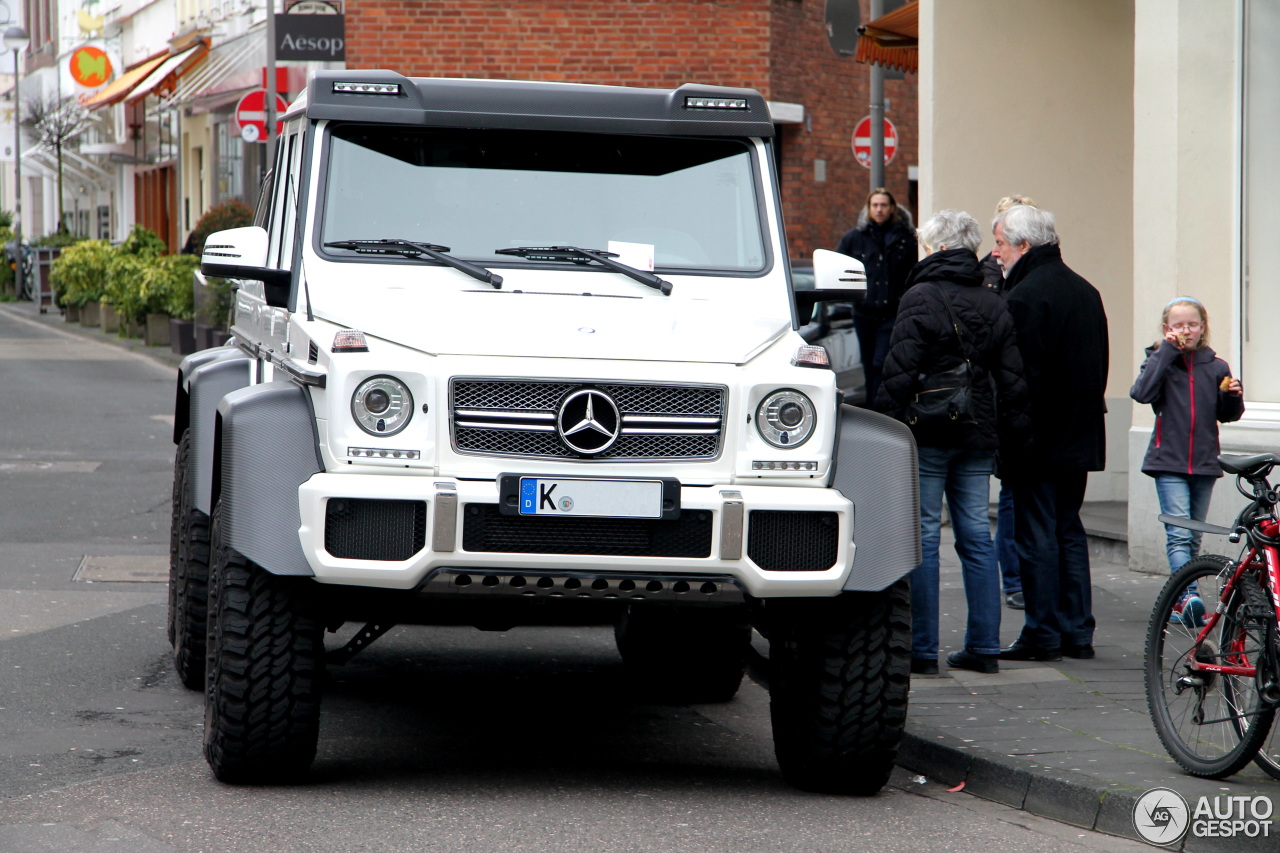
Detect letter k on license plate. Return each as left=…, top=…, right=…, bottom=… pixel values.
left=518, top=477, right=663, bottom=519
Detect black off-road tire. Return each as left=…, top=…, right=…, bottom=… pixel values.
left=768, top=580, right=911, bottom=795
left=204, top=503, right=324, bottom=784
left=614, top=605, right=750, bottom=703
left=169, top=430, right=211, bottom=690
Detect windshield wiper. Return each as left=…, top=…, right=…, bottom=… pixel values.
left=495, top=246, right=672, bottom=295
left=325, top=239, right=502, bottom=288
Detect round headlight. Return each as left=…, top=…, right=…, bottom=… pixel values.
left=756, top=389, right=816, bottom=448
left=352, top=375, right=413, bottom=436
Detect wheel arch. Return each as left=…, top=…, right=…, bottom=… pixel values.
left=832, top=404, right=921, bottom=592
left=178, top=347, right=253, bottom=515
left=214, top=381, right=323, bottom=577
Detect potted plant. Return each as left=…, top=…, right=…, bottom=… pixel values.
left=142, top=254, right=199, bottom=347
left=50, top=238, right=113, bottom=327
left=103, top=225, right=165, bottom=338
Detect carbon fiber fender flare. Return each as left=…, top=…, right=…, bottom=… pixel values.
left=214, top=381, right=323, bottom=577
left=177, top=347, right=252, bottom=516
left=831, top=405, right=921, bottom=592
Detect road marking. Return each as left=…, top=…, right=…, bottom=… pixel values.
left=0, top=460, right=102, bottom=473
left=73, top=556, right=168, bottom=583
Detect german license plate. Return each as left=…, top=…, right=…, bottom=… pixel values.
left=517, top=477, right=663, bottom=519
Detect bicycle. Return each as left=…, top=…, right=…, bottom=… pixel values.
left=1145, top=452, right=1280, bottom=779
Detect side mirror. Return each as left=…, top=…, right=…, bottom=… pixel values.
left=200, top=226, right=291, bottom=308
left=795, top=249, right=867, bottom=315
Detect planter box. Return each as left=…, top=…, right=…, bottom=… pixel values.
left=80, top=300, right=101, bottom=328
left=195, top=323, right=228, bottom=351
left=123, top=317, right=144, bottom=339
left=101, top=303, right=120, bottom=334
left=170, top=318, right=196, bottom=355
left=64, top=303, right=80, bottom=323
left=145, top=313, right=171, bottom=347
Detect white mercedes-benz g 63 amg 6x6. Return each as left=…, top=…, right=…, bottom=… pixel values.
left=169, top=70, right=920, bottom=794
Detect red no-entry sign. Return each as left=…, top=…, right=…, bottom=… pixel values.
left=234, top=89, right=289, bottom=143
left=852, top=116, right=898, bottom=168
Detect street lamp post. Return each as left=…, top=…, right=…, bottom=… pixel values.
left=3, top=26, right=29, bottom=303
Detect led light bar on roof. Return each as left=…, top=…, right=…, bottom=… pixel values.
left=685, top=96, right=749, bottom=110
left=333, top=82, right=401, bottom=95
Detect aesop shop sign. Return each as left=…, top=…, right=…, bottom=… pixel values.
left=275, top=14, right=345, bottom=61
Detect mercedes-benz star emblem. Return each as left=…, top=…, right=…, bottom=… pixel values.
left=556, top=388, right=621, bottom=455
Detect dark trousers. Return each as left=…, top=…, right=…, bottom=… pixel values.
left=853, top=310, right=894, bottom=407
left=1010, top=471, right=1095, bottom=650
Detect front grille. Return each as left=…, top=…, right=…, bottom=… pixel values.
left=451, top=379, right=725, bottom=461
left=325, top=498, right=426, bottom=561
left=747, top=510, right=840, bottom=572
left=461, top=504, right=713, bottom=558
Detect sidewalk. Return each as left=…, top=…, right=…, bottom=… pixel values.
left=7, top=299, right=1279, bottom=850
left=901, top=528, right=1280, bottom=851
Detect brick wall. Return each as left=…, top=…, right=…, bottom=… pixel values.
left=345, top=0, right=918, bottom=260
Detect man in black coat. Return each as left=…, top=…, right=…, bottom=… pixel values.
left=993, top=205, right=1109, bottom=662
left=836, top=188, right=916, bottom=407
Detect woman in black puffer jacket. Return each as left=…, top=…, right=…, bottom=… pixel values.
left=874, top=210, right=1031, bottom=677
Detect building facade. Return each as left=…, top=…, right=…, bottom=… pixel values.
left=915, top=0, right=1276, bottom=573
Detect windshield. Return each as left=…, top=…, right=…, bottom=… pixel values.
left=320, top=124, right=767, bottom=272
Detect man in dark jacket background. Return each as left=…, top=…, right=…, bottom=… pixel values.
left=837, top=188, right=916, bottom=407
left=993, top=204, right=1109, bottom=662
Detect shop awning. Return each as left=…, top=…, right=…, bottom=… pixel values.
left=124, top=42, right=208, bottom=105
left=855, top=0, right=919, bottom=74
left=82, top=52, right=168, bottom=109
left=166, top=32, right=263, bottom=112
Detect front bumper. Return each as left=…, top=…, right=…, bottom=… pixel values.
left=297, top=474, right=854, bottom=598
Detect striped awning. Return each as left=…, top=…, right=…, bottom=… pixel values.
left=82, top=52, right=168, bottom=109
left=123, top=42, right=208, bottom=105
left=855, top=1, right=919, bottom=74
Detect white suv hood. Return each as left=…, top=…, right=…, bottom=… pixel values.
left=313, top=278, right=791, bottom=364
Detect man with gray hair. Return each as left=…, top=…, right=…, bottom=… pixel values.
left=993, top=205, right=1109, bottom=663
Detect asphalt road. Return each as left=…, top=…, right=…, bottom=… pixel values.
left=0, top=306, right=1149, bottom=853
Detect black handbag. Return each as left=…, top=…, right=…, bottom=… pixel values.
left=905, top=285, right=977, bottom=427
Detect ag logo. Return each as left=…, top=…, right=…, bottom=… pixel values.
left=1133, top=787, right=1190, bottom=846
left=556, top=388, right=620, bottom=456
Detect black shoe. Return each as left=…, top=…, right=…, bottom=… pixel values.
left=1063, top=644, right=1095, bottom=659
left=911, top=657, right=939, bottom=675
left=946, top=649, right=999, bottom=674
left=1005, top=591, right=1025, bottom=610
left=999, top=640, right=1063, bottom=662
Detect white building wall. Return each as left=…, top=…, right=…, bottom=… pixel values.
left=920, top=0, right=1135, bottom=504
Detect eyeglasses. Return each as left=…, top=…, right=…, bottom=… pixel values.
left=1169, top=322, right=1203, bottom=332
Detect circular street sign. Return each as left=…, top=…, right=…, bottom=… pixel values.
left=852, top=115, right=898, bottom=169
left=234, top=89, right=288, bottom=144
left=69, top=46, right=112, bottom=88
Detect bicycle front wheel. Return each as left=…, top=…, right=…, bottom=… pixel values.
left=1145, top=555, right=1275, bottom=778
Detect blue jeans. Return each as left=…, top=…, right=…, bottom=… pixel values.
left=1154, top=473, right=1217, bottom=574
left=910, top=446, right=1003, bottom=658
left=996, top=481, right=1021, bottom=595
left=1010, top=471, right=1094, bottom=650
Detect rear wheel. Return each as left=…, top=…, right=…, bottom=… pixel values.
left=168, top=430, right=210, bottom=690
left=614, top=604, right=750, bottom=703
left=204, top=502, right=324, bottom=783
left=1145, top=555, right=1275, bottom=778
left=768, top=580, right=911, bottom=794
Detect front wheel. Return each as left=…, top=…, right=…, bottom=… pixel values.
left=204, top=502, right=324, bottom=783
left=1144, top=555, right=1275, bottom=778
left=768, top=580, right=911, bottom=795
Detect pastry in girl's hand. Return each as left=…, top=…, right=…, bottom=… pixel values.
left=1220, top=376, right=1232, bottom=392
left=1176, top=332, right=1188, bottom=348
